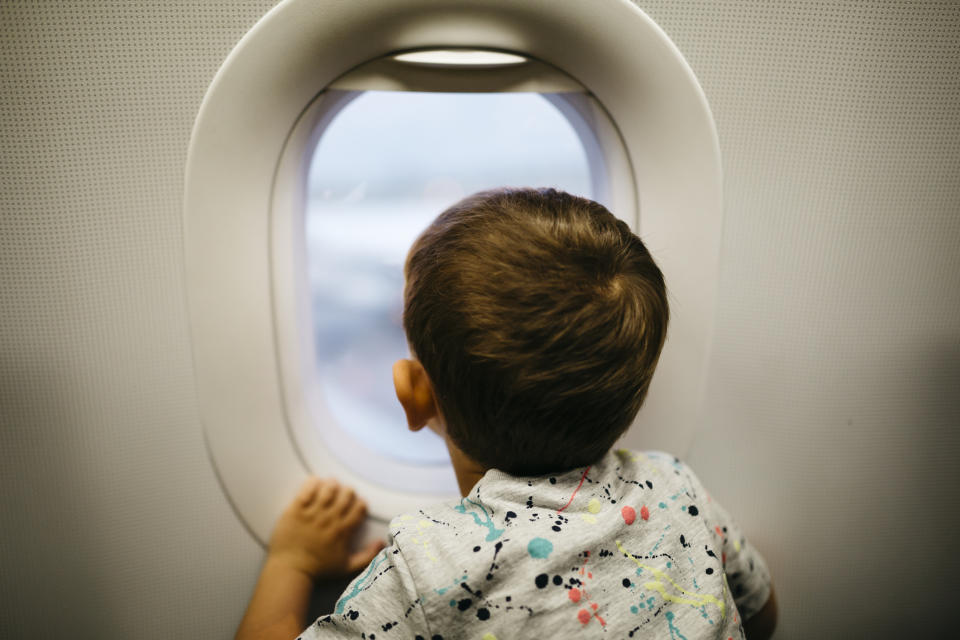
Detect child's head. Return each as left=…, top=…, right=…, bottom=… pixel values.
left=400, top=187, right=668, bottom=476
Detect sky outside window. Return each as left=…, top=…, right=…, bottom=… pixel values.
left=305, top=90, right=592, bottom=467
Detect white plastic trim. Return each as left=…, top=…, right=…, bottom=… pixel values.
left=184, top=0, right=721, bottom=545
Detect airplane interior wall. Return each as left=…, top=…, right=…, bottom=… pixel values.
left=1, top=1, right=957, bottom=638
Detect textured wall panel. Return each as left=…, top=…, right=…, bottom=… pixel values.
left=1, top=1, right=958, bottom=638
left=0, top=2, right=278, bottom=638
left=639, top=1, right=960, bottom=636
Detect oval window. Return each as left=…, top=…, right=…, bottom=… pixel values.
left=303, top=89, right=594, bottom=478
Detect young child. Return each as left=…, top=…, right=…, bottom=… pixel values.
left=236, top=188, right=777, bottom=640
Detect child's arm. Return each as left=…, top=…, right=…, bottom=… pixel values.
left=235, top=477, right=385, bottom=640
left=742, top=584, right=778, bottom=639
left=665, top=456, right=777, bottom=639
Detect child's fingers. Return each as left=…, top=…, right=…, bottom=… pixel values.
left=345, top=539, right=386, bottom=574
left=343, top=497, right=367, bottom=528
left=315, top=479, right=337, bottom=509
left=330, top=485, right=356, bottom=515
left=295, top=477, right=321, bottom=506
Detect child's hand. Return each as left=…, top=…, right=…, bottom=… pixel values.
left=267, top=477, right=386, bottom=581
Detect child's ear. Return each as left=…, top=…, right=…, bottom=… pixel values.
left=392, top=359, right=438, bottom=431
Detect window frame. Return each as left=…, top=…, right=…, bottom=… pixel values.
left=183, top=0, right=723, bottom=545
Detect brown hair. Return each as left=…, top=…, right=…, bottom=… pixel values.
left=403, top=188, right=668, bottom=475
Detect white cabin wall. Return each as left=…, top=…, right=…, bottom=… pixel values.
left=1, top=1, right=957, bottom=639
left=639, top=1, right=960, bottom=636
left=0, top=2, right=278, bottom=638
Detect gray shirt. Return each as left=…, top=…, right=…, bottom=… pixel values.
left=300, top=449, right=771, bottom=639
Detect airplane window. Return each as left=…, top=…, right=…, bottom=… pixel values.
left=305, top=90, right=593, bottom=470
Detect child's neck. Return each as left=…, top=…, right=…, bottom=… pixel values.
left=444, top=437, right=488, bottom=497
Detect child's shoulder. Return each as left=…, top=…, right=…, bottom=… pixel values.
left=603, top=447, right=701, bottom=485
left=385, top=448, right=700, bottom=536
left=610, top=448, right=717, bottom=502
left=375, top=447, right=752, bottom=639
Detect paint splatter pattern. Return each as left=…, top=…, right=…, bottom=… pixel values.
left=299, top=449, right=771, bottom=639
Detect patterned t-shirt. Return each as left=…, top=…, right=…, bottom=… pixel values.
left=299, top=449, right=771, bottom=639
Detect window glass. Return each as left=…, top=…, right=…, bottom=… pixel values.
left=305, top=90, right=592, bottom=467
